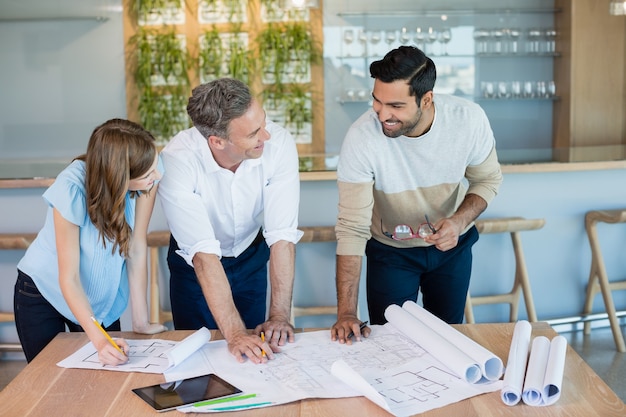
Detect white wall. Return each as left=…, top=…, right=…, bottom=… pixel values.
left=0, top=10, right=126, bottom=160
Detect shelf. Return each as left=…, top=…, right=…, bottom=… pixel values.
left=337, top=8, right=561, bottom=18
left=476, top=52, right=561, bottom=58
left=338, top=99, right=370, bottom=105
left=476, top=96, right=560, bottom=102
left=0, top=16, right=109, bottom=23
left=337, top=53, right=560, bottom=60
left=0, top=0, right=116, bottom=23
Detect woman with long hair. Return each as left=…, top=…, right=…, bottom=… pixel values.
left=14, top=118, right=167, bottom=365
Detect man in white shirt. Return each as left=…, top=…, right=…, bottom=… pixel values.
left=158, top=78, right=303, bottom=364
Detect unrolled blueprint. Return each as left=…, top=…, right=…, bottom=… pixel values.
left=169, top=307, right=502, bottom=416
left=57, top=327, right=211, bottom=373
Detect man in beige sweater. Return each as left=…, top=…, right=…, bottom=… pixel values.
left=331, top=46, right=503, bottom=344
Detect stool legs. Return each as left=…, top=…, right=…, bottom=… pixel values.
left=464, top=293, right=475, bottom=324
left=148, top=244, right=173, bottom=326
left=512, top=231, right=538, bottom=323
left=583, top=215, right=626, bottom=353
left=465, top=228, right=538, bottom=324
left=0, top=233, right=37, bottom=352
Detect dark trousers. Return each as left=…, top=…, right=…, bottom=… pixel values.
left=167, top=232, right=270, bottom=331
left=365, top=225, right=479, bottom=325
left=13, top=270, right=121, bottom=362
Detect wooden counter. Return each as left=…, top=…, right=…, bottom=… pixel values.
left=1, top=323, right=624, bottom=417
left=2, top=159, right=626, bottom=187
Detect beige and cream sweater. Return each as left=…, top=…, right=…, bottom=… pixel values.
left=336, top=93, right=503, bottom=256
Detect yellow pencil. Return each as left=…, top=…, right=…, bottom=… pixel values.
left=90, top=316, right=126, bottom=356
left=260, top=331, right=266, bottom=357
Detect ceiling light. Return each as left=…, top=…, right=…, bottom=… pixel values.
left=280, top=0, right=320, bottom=9
left=610, top=0, right=626, bottom=15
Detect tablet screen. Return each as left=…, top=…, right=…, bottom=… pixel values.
left=132, top=373, right=242, bottom=412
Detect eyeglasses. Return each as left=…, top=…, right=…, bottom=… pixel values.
left=381, top=216, right=437, bottom=240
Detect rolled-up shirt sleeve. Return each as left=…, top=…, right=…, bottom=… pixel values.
left=465, top=147, right=503, bottom=204
left=335, top=180, right=375, bottom=256
left=262, top=122, right=304, bottom=247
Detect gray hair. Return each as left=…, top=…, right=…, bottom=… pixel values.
left=186, top=78, right=252, bottom=139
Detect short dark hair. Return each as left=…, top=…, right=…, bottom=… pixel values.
left=370, top=46, right=437, bottom=104
left=186, top=78, right=252, bottom=139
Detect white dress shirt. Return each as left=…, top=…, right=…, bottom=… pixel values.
left=158, top=121, right=303, bottom=265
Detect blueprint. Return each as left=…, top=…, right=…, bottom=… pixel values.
left=168, top=316, right=502, bottom=416
left=56, top=327, right=211, bottom=374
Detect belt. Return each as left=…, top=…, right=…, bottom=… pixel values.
left=250, top=229, right=264, bottom=246
left=222, top=229, right=264, bottom=259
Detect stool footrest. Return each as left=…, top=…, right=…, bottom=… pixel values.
left=468, top=293, right=517, bottom=306
left=0, top=343, right=23, bottom=352
left=0, top=312, right=15, bottom=322
left=475, top=217, right=545, bottom=234
left=0, top=233, right=37, bottom=250
left=292, top=306, right=337, bottom=317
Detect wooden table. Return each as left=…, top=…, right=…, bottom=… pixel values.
left=1, top=323, right=624, bottom=416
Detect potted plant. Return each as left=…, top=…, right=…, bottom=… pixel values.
left=133, top=0, right=183, bottom=25
left=224, top=29, right=251, bottom=84
left=198, top=26, right=225, bottom=82
left=129, top=27, right=191, bottom=144
left=199, top=0, right=247, bottom=22
left=283, top=84, right=312, bottom=137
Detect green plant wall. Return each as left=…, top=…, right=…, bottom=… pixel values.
left=124, top=0, right=324, bottom=150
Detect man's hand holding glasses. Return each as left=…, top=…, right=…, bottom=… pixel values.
left=382, top=215, right=438, bottom=240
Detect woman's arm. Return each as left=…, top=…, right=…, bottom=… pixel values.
left=55, top=208, right=129, bottom=365
left=127, top=184, right=168, bottom=335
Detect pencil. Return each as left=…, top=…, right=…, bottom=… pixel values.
left=260, top=331, right=266, bottom=357
left=90, top=316, right=126, bottom=356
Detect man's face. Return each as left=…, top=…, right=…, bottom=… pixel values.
left=372, top=79, right=423, bottom=138
left=224, top=99, right=271, bottom=161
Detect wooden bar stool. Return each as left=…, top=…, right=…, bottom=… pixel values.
left=0, top=233, right=37, bottom=352
left=147, top=231, right=173, bottom=326
left=464, top=217, right=545, bottom=324
left=582, top=209, right=626, bottom=352
left=147, top=227, right=343, bottom=327
left=291, top=226, right=340, bottom=325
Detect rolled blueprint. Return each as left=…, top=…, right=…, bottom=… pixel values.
left=542, top=335, right=567, bottom=405
left=330, top=360, right=392, bottom=414
left=385, top=304, right=483, bottom=383
left=401, top=301, right=504, bottom=381
left=522, top=336, right=551, bottom=406
left=501, top=320, right=532, bottom=405
left=521, top=335, right=568, bottom=406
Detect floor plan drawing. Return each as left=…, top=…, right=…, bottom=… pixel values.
left=372, top=367, right=452, bottom=404
left=59, top=339, right=177, bottom=371
left=57, top=328, right=212, bottom=374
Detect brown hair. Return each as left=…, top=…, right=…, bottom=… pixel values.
left=75, top=119, right=156, bottom=257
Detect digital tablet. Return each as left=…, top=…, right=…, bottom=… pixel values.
left=132, top=373, right=243, bottom=412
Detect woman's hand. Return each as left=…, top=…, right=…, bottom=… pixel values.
left=95, top=337, right=130, bottom=366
